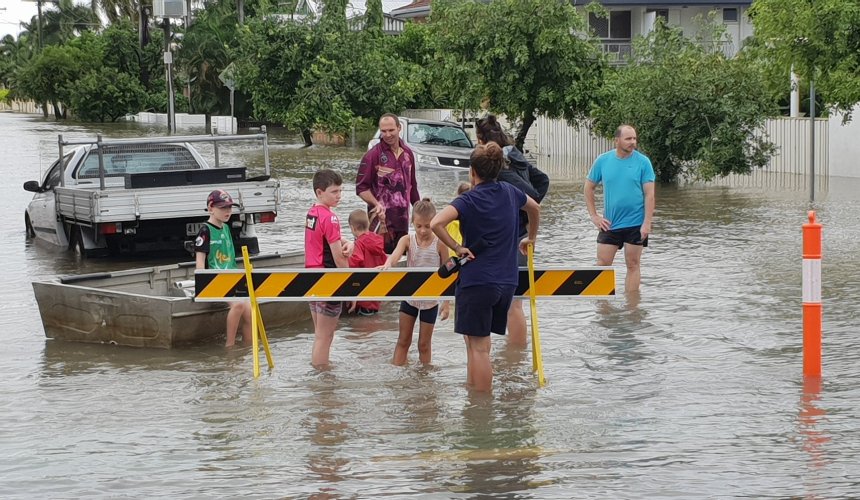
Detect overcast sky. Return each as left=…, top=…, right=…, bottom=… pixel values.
left=1, top=0, right=38, bottom=38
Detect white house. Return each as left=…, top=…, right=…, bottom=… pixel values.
left=577, top=0, right=754, bottom=61
left=284, top=0, right=413, bottom=32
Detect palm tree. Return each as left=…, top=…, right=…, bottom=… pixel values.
left=1, top=33, right=39, bottom=108
left=40, top=0, right=101, bottom=46
left=177, top=1, right=236, bottom=116
left=91, top=0, right=141, bottom=26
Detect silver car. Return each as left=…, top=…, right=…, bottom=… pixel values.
left=368, top=117, right=474, bottom=169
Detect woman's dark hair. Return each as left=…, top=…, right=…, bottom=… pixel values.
left=470, top=143, right=505, bottom=181
left=475, top=114, right=513, bottom=147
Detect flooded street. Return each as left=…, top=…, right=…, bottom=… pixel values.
left=2, top=112, right=859, bottom=498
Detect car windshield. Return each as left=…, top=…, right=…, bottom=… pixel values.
left=406, top=123, right=473, bottom=148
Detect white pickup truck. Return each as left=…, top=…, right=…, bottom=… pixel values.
left=23, top=132, right=280, bottom=257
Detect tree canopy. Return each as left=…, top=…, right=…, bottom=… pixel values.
left=428, top=0, right=605, bottom=149
left=749, top=0, right=860, bottom=117
left=591, top=22, right=777, bottom=182
left=235, top=13, right=420, bottom=145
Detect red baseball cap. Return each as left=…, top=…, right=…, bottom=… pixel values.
left=207, top=189, right=239, bottom=208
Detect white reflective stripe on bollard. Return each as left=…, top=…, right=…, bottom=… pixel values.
left=802, top=259, right=821, bottom=303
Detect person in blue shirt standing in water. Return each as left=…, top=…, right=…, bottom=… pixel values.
left=431, top=143, right=540, bottom=393
left=584, top=124, right=656, bottom=293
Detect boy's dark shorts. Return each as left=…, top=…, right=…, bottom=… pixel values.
left=455, top=284, right=516, bottom=337
left=309, top=301, right=342, bottom=318
left=597, top=226, right=648, bottom=248
left=399, top=301, right=439, bottom=324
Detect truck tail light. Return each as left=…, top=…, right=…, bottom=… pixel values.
left=99, top=223, right=121, bottom=235
left=256, top=212, right=276, bottom=224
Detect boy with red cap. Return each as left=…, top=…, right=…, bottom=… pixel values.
left=195, top=189, right=252, bottom=348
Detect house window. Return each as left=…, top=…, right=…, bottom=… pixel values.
left=648, top=9, right=669, bottom=22
left=723, top=8, right=738, bottom=23
left=589, top=10, right=632, bottom=40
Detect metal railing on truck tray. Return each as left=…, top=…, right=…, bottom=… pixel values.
left=57, top=126, right=271, bottom=190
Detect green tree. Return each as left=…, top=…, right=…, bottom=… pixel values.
left=0, top=34, right=35, bottom=91
left=68, top=67, right=147, bottom=121
left=177, top=0, right=238, bottom=115
left=90, top=0, right=140, bottom=26
left=749, top=0, right=860, bottom=118
left=364, top=0, right=383, bottom=37
left=235, top=15, right=419, bottom=145
left=16, top=44, right=94, bottom=118
left=235, top=17, right=319, bottom=144
left=394, top=21, right=447, bottom=109
left=40, top=0, right=100, bottom=46
left=592, top=22, right=777, bottom=182
left=429, top=0, right=605, bottom=149
left=319, top=0, right=348, bottom=33
left=101, top=21, right=141, bottom=76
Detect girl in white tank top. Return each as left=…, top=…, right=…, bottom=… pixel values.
left=380, top=198, right=450, bottom=365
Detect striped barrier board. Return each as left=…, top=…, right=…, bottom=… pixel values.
left=194, top=267, right=615, bottom=301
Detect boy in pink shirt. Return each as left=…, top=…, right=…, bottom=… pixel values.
left=305, top=169, right=351, bottom=368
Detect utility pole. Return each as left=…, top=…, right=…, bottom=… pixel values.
left=163, top=18, right=176, bottom=133
left=21, top=0, right=44, bottom=50
left=809, top=79, right=815, bottom=202
left=153, top=0, right=186, bottom=134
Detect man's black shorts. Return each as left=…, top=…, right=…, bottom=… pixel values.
left=597, top=226, right=648, bottom=249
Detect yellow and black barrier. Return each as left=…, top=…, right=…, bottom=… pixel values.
left=194, top=267, right=615, bottom=301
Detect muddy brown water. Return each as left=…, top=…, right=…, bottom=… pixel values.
left=2, top=112, right=859, bottom=498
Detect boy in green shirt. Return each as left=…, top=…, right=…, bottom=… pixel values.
left=195, top=189, right=251, bottom=347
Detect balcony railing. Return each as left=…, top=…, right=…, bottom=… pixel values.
left=600, top=40, right=737, bottom=65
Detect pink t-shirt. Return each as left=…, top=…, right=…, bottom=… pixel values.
left=305, top=204, right=341, bottom=268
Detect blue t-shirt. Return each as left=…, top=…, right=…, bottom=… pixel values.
left=586, top=149, right=655, bottom=230
left=451, top=181, right=526, bottom=288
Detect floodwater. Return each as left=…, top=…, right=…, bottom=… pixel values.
left=2, top=112, right=859, bottom=498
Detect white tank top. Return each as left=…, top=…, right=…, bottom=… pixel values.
left=407, top=233, right=440, bottom=310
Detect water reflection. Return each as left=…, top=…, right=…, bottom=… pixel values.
left=796, top=377, right=833, bottom=500
left=5, top=113, right=860, bottom=497
left=447, top=384, right=545, bottom=497
left=39, top=339, right=225, bottom=378
left=798, top=377, right=830, bottom=467
left=303, top=377, right=351, bottom=499
left=592, top=292, right=655, bottom=371
left=440, top=349, right=548, bottom=496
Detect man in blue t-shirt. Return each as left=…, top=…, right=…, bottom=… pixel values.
left=585, top=124, right=656, bottom=292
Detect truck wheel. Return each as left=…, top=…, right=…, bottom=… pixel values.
left=69, top=226, right=86, bottom=258
left=25, top=213, right=35, bottom=239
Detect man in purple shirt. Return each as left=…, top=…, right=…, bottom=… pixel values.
left=356, top=113, right=421, bottom=253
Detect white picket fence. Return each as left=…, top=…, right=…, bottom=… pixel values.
left=130, top=112, right=237, bottom=134
left=404, top=109, right=839, bottom=182
left=0, top=100, right=42, bottom=114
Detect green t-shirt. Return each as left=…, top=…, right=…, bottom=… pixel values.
left=194, top=222, right=236, bottom=269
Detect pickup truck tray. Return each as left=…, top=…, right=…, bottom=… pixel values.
left=124, top=167, right=246, bottom=189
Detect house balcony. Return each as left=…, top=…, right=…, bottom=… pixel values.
left=600, top=39, right=736, bottom=65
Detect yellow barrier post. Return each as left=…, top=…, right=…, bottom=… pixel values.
left=241, top=246, right=274, bottom=378
left=527, top=243, right=547, bottom=387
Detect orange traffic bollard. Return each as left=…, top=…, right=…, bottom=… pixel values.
left=802, top=211, right=822, bottom=377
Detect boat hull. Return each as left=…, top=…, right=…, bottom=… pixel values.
left=33, top=252, right=310, bottom=348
